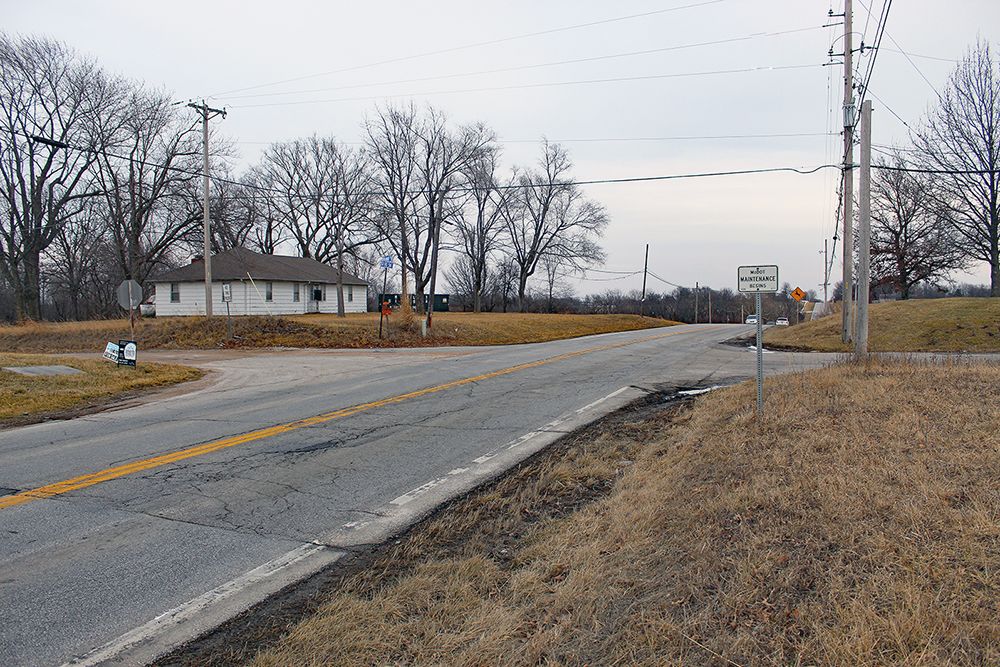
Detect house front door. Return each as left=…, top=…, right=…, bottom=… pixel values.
left=307, top=284, right=322, bottom=313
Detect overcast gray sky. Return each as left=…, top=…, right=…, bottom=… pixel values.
left=5, top=0, right=997, bottom=294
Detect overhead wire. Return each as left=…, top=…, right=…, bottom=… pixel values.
left=857, top=0, right=941, bottom=98
left=217, top=25, right=826, bottom=103
left=233, top=132, right=834, bottom=146
left=229, top=64, right=825, bottom=109
left=208, top=0, right=729, bottom=98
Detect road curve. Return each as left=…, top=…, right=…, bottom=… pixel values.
left=0, top=324, right=832, bottom=666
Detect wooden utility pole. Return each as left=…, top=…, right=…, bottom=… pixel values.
left=840, top=0, right=855, bottom=343
left=856, top=99, right=872, bottom=355
left=694, top=281, right=699, bottom=324
left=823, top=239, right=829, bottom=303
left=188, top=101, right=226, bottom=317
left=708, top=288, right=712, bottom=324
left=639, top=243, right=649, bottom=316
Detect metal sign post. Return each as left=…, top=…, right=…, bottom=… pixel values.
left=738, top=265, right=779, bottom=419
left=755, top=292, right=763, bottom=415
left=378, top=256, right=393, bottom=340
left=222, top=283, right=233, bottom=340
left=117, top=279, right=142, bottom=341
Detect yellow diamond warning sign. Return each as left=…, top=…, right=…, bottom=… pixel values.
left=791, top=286, right=806, bottom=301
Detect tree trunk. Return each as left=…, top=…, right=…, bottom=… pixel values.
left=399, top=218, right=412, bottom=315
left=472, top=272, right=482, bottom=313
left=335, top=250, right=346, bottom=318
left=517, top=272, right=529, bottom=313
left=21, top=248, right=42, bottom=321
left=425, top=213, right=443, bottom=334
left=991, top=237, right=1000, bottom=297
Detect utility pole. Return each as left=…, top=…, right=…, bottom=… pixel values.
left=839, top=0, right=855, bottom=343
left=188, top=100, right=226, bottom=317
left=708, top=288, right=712, bottom=324
left=694, top=281, right=699, bottom=324
left=822, top=239, right=829, bottom=303
left=639, top=243, right=649, bottom=316
left=856, top=99, right=872, bottom=355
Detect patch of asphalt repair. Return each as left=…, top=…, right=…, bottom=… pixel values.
left=141, top=381, right=732, bottom=667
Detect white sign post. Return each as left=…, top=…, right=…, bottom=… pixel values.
left=221, top=283, right=233, bottom=340
left=738, top=265, right=779, bottom=418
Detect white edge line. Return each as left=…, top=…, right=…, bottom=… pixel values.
left=62, top=543, right=327, bottom=667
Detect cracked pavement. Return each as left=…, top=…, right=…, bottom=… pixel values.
left=0, top=324, right=835, bottom=666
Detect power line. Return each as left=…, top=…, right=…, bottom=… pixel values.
left=855, top=0, right=892, bottom=118
left=208, top=0, right=729, bottom=98
left=14, top=130, right=840, bottom=199
left=218, top=25, right=826, bottom=102
left=233, top=131, right=834, bottom=146
left=866, top=90, right=911, bottom=129
left=857, top=0, right=940, bottom=98
left=230, top=64, right=825, bottom=109
left=647, top=271, right=688, bottom=289
left=873, top=163, right=999, bottom=175
left=883, top=47, right=956, bottom=64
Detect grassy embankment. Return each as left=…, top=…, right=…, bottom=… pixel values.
left=767, top=297, right=1000, bottom=352
left=0, top=353, right=202, bottom=427
left=209, top=360, right=998, bottom=666
left=0, top=312, right=674, bottom=353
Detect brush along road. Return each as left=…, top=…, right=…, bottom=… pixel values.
left=0, top=324, right=831, bottom=666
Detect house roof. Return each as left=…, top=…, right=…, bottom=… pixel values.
left=151, top=248, right=368, bottom=285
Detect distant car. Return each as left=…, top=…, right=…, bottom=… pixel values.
left=775, top=317, right=789, bottom=326
left=745, top=315, right=758, bottom=324
left=140, top=302, right=156, bottom=317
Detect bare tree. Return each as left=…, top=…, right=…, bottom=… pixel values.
left=451, top=145, right=509, bottom=312
left=94, top=86, right=203, bottom=285
left=365, top=104, right=421, bottom=312
left=255, top=136, right=379, bottom=315
left=540, top=252, right=575, bottom=312
left=213, top=170, right=285, bottom=254
left=0, top=34, right=118, bottom=319
left=913, top=39, right=1000, bottom=295
left=870, top=151, right=967, bottom=298
left=415, top=110, right=494, bottom=328
left=502, top=141, right=607, bottom=311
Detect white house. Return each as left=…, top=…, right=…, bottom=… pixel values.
left=150, top=248, right=369, bottom=316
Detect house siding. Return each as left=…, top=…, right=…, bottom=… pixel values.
left=153, top=281, right=368, bottom=316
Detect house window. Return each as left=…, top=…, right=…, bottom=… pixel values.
left=293, top=283, right=300, bottom=302
left=170, top=282, right=180, bottom=303
left=265, top=282, right=273, bottom=302
left=311, top=284, right=325, bottom=302
left=347, top=285, right=353, bottom=303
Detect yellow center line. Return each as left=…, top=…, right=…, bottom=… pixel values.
left=0, top=326, right=707, bottom=511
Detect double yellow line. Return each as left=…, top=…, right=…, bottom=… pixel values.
left=0, top=327, right=692, bottom=511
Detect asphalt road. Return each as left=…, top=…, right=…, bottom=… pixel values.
left=0, top=324, right=835, bottom=666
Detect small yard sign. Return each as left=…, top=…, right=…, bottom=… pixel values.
left=117, top=340, right=137, bottom=367
left=103, top=342, right=120, bottom=362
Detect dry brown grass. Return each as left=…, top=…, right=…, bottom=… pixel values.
left=247, top=360, right=1000, bottom=667
left=767, top=297, right=1000, bottom=352
left=0, top=353, right=202, bottom=426
left=0, top=312, right=674, bottom=353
